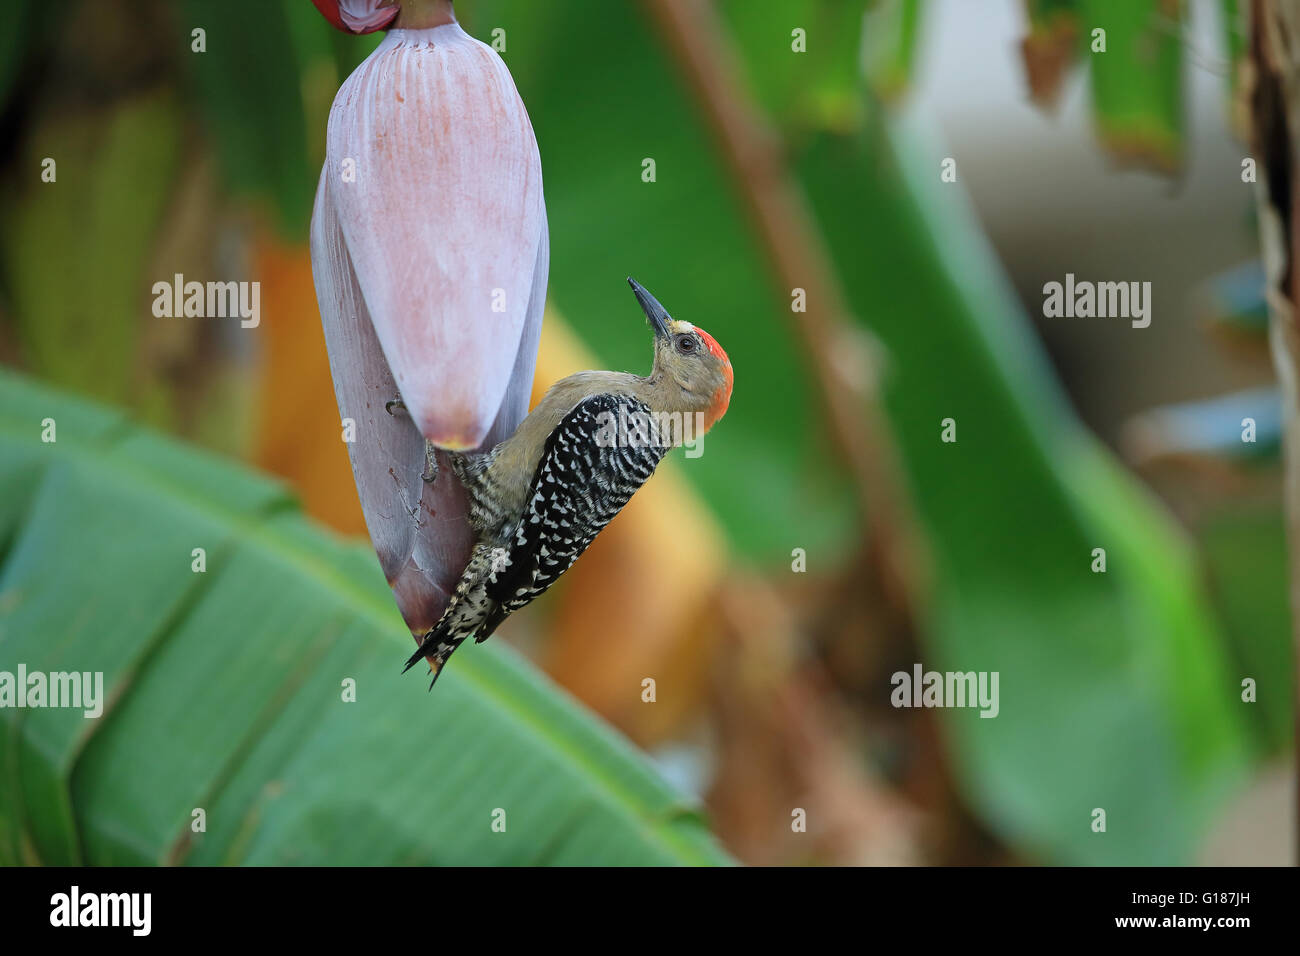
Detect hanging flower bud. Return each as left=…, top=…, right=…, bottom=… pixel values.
left=310, top=8, right=549, bottom=634
left=325, top=18, right=545, bottom=450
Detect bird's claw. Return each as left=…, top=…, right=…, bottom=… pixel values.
left=422, top=441, right=439, bottom=484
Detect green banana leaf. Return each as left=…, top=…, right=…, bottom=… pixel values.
left=0, top=370, right=731, bottom=866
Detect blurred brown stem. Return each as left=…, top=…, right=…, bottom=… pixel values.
left=1244, top=0, right=1300, bottom=846
left=709, top=575, right=925, bottom=865
left=643, top=0, right=927, bottom=625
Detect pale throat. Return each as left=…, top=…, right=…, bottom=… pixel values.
left=647, top=356, right=711, bottom=414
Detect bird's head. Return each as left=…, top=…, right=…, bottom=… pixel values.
left=628, top=277, right=733, bottom=432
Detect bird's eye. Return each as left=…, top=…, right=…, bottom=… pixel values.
left=675, top=334, right=697, bottom=354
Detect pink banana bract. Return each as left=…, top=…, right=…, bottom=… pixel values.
left=310, top=15, right=548, bottom=636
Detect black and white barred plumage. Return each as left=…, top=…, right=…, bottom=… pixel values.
left=403, top=392, right=668, bottom=685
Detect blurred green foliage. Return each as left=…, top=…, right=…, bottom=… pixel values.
left=174, top=0, right=384, bottom=236
left=862, top=0, right=923, bottom=103
left=1082, top=0, right=1184, bottom=170
left=4, top=92, right=181, bottom=409
left=1202, top=506, right=1293, bottom=751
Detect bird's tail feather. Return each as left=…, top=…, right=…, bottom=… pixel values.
left=402, top=620, right=467, bottom=691
left=402, top=543, right=492, bottom=687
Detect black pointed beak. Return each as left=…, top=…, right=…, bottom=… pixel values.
left=627, top=277, right=672, bottom=339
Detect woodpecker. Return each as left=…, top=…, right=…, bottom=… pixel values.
left=403, top=277, right=733, bottom=687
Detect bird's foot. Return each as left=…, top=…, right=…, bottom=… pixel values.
left=422, top=441, right=439, bottom=484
